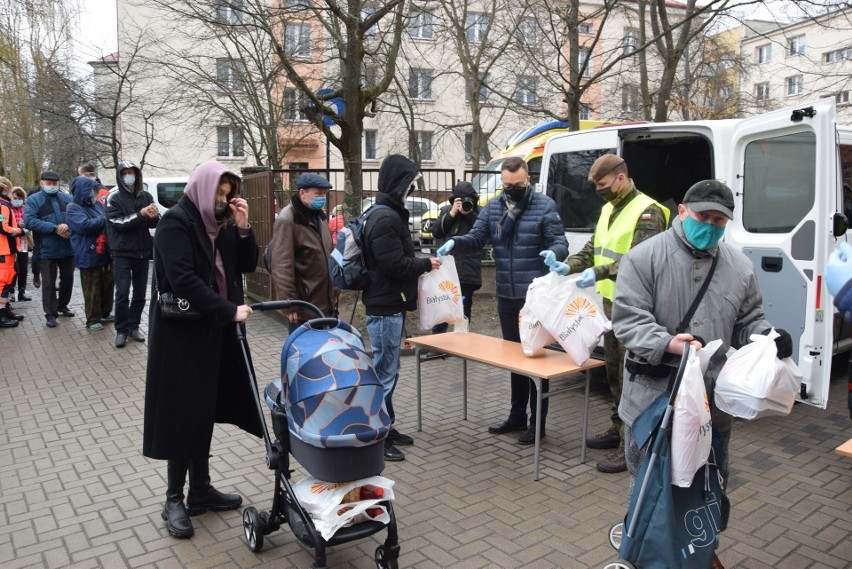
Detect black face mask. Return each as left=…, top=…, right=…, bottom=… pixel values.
left=504, top=184, right=528, bottom=202
left=214, top=201, right=230, bottom=222
left=87, top=191, right=97, bottom=205
left=595, top=185, right=617, bottom=202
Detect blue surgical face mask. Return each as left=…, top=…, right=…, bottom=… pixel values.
left=122, top=174, right=136, bottom=187
left=682, top=214, right=725, bottom=250
left=309, top=196, right=326, bottom=210
left=11, top=199, right=23, bottom=207
left=43, top=185, right=60, bottom=195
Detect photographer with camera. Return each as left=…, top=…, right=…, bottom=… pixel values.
left=430, top=181, right=482, bottom=333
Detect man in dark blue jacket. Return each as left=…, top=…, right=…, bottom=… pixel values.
left=106, top=161, right=159, bottom=347
left=23, top=171, right=75, bottom=328
left=437, top=157, right=568, bottom=444
left=363, top=154, right=440, bottom=462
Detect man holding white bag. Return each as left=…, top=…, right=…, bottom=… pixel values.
left=612, top=180, right=792, bottom=569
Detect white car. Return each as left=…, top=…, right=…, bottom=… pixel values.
left=361, top=196, right=440, bottom=244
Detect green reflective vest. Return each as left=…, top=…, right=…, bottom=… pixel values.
left=593, top=193, right=669, bottom=300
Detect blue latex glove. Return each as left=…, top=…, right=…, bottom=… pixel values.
left=436, top=239, right=455, bottom=257
left=576, top=268, right=596, bottom=288
left=827, top=242, right=852, bottom=297
left=539, top=250, right=557, bottom=268
left=551, top=261, right=570, bottom=276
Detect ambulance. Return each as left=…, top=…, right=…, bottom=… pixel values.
left=539, top=98, right=852, bottom=409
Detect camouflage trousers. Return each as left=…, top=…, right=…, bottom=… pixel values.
left=603, top=298, right=626, bottom=441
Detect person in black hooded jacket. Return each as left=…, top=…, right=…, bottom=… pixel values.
left=362, top=154, right=441, bottom=462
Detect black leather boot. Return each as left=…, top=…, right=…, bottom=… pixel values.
left=186, top=457, right=242, bottom=516
left=161, top=460, right=194, bottom=538
left=0, top=306, right=19, bottom=328
left=6, top=304, right=24, bottom=321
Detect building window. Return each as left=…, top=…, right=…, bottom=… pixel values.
left=217, top=127, right=244, bottom=157
left=717, top=84, right=733, bottom=100
left=756, top=82, right=770, bottom=101
left=623, top=28, right=638, bottom=55
left=411, top=130, right=433, bottom=161
left=516, top=18, right=538, bottom=46
left=757, top=44, right=771, bottom=64
left=284, top=23, right=311, bottom=58
left=837, top=91, right=851, bottom=105
left=216, top=58, right=245, bottom=92
left=216, top=0, right=243, bottom=24
left=824, top=46, right=852, bottom=63
left=409, top=10, right=435, bottom=40
left=579, top=104, right=592, bottom=120
left=622, top=84, right=640, bottom=112
left=363, top=129, right=378, bottom=160
left=579, top=47, right=592, bottom=78
left=578, top=22, right=593, bottom=34
left=465, top=73, right=488, bottom=103
left=408, top=68, right=433, bottom=100
left=464, top=132, right=489, bottom=164
left=284, top=88, right=308, bottom=121
left=515, top=76, right=537, bottom=104
left=465, top=12, right=488, bottom=43
left=789, top=35, right=805, bottom=56
left=786, top=75, right=803, bottom=96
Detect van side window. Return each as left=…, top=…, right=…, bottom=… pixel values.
left=841, top=144, right=852, bottom=226
left=742, top=131, right=816, bottom=233
left=157, top=183, right=188, bottom=210
left=545, top=149, right=614, bottom=231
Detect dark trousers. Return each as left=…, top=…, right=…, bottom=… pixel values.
left=497, top=296, right=549, bottom=427
left=42, top=256, right=75, bottom=317
left=15, top=252, right=29, bottom=293
left=80, top=265, right=115, bottom=326
left=31, top=238, right=40, bottom=279
left=114, top=256, right=150, bottom=334
left=603, top=299, right=626, bottom=439
left=432, top=283, right=476, bottom=334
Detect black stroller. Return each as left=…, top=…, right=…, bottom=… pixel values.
left=603, top=349, right=724, bottom=569
left=238, top=300, right=400, bottom=569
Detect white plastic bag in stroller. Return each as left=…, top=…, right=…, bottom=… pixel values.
left=417, top=256, right=465, bottom=330
left=715, top=330, right=802, bottom=420
left=525, top=272, right=610, bottom=365
left=670, top=345, right=713, bottom=488
left=293, top=476, right=395, bottom=540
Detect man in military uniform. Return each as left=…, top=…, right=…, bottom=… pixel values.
left=547, top=154, right=668, bottom=473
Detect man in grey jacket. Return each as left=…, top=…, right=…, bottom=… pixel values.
left=612, top=180, right=792, bottom=569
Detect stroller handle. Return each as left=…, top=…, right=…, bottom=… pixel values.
left=248, top=300, right=325, bottom=318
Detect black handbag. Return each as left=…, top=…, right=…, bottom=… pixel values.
left=153, top=259, right=204, bottom=320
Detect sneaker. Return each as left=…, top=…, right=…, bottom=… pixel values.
left=88, top=323, right=104, bottom=331
left=387, top=428, right=414, bottom=446
left=586, top=427, right=621, bottom=450
left=45, top=315, right=58, bottom=328
left=596, top=447, right=627, bottom=473
left=102, top=314, right=115, bottom=322
left=383, top=440, right=405, bottom=462
left=115, top=332, right=127, bottom=348
left=518, top=426, right=544, bottom=445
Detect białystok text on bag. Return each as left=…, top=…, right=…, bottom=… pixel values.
left=519, top=277, right=556, bottom=356
left=328, top=204, right=390, bottom=290
left=417, top=256, right=465, bottom=330
left=670, top=345, right=713, bottom=488
left=715, top=330, right=802, bottom=419
left=525, top=272, right=610, bottom=365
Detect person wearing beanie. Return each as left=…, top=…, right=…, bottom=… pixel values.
left=23, top=170, right=75, bottom=328
left=546, top=154, right=669, bottom=474
left=268, top=172, right=338, bottom=331
left=9, top=187, right=31, bottom=302
left=612, top=179, right=793, bottom=569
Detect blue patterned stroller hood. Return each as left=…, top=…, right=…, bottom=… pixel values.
left=264, top=320, right=390, bottom=449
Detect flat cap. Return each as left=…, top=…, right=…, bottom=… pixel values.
left=588, top=154, right=626, bottom=183
left=40, top=170, right=60, bottom=181
left=296, top=173, right=332, bottom=190
left=683, top=179, right=734, bottom=220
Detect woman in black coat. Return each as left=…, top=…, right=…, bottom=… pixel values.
left=143, top=160, right=263, bottom=538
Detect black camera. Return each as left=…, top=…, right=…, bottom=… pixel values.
left=461, top=197, right=475, bottom=212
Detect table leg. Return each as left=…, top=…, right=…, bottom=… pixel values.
left=416, top=345, right=422, bottom=431
left=581, top=369, right=590, bottom=464
left=462, top=358, right=468, bottom=421
left=533, top=376, right=542, bottom=481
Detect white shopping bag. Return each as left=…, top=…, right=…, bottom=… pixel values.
left=519, top=277, right=556, bottom=356
left=292, top=476, right=395, bottom=540
left=526, top=272, right=611, bottom=365
left=715, top=330, right=802, bottom=420
left=417, top=256, right=465, bottom=330
left=670, top=345, right=713, bottom=487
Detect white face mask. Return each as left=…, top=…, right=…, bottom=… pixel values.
left=122, top=174, right=136, bottom=187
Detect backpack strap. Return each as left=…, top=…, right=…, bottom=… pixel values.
left=676, top=253, right=718, bottom=334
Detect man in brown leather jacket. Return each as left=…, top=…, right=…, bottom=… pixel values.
left=269, top=173, right=338, bottom=330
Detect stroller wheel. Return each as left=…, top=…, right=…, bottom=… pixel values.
left=242, top=507, right=265, bottom=552
left=609, top=522, right=623, bottom=550
left=602, top=561, right=635, bottom=569
left=375, top=546, right=399, bottom=569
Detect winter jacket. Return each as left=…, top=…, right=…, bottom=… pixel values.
left=431, top=189, right=482, bottom=289
left=23, top=189, right=74, bottom=259
left=362, top=155, right=433, bottom=316
left=269, top=195, right=337, bottom=320
left=66, top=177, right=110, bottom=269
left=143, top=194, right=262, bottom=459
left=452, top=191, right=568, bottom=299
left=612, top=216, right=773, bottom=433
left=105, top=164, right=157, bottom=259
left=0, top=196, right=22, bottom=256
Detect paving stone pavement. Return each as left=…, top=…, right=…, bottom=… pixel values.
left=2, top=275, right=851, bottom=569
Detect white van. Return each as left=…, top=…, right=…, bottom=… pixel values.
left=144, top=177, right=190, bottom=217
left=540, top=98, right=851, bottom=410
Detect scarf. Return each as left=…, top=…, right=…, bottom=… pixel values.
left=496, top=187, right=532, bottom=248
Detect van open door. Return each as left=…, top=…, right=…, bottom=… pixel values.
left=724, top=98, right=837, bottom=409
